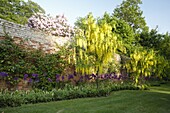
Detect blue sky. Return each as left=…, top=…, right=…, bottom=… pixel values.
left=31, top=0, right=170, bottom=33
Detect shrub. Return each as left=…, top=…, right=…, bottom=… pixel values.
left=0, top=91, right=23, bottom=107
left=0, top=82, right=143, bottom=108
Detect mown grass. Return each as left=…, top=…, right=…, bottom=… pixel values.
left=0, top=82, right=170, bottom=113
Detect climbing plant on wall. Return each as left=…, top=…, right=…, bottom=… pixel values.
left=28, top=13, right=74, bottom=37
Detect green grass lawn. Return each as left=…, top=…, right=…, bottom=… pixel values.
left=0, top=83, right=170, bottom=113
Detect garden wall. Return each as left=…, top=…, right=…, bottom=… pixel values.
left=0, top=18, right=71, bottom=54
left=0, top=18, right=72, bottom=90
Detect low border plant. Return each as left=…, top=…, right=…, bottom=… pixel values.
left=0, top=82, right=147, bottom=108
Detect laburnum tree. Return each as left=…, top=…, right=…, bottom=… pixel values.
left=113, top=0, right=148, bottom=33
left=124, top=46, right=157, bottom=86
left=74, top=13, right=124, bottom=88
left=28, top=13, right=74, bottom=37
left=76, top=12, right=133, bottom=55
left=0, top=0, right=45, bottom=25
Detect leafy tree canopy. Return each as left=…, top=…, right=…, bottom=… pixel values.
left=113, top=0, right=148, bottom=33
left=139, top=28, right=170, bottom=60
left=159, top=33, right=170, bottom=60
left=97, top=12, right=135, bottom=55
left=139, top=28, right=163, bottom=49
left=0, top=0, right=45, bottom=25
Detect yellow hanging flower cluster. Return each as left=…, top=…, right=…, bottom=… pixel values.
left=125, top=48, right=157, bottom=85
left=74, top=13, right=119, bottom=75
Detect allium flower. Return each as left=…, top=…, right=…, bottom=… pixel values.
left=68, top=74, right=74, bottom=80
left=56, top=74, right=60, bottom=82
left=101, top=74, right=105, bottom=79
left=14, top=77, right=18, bottom=81
left=32, top=74, right=38, bottom=78
left=28, top=78, right=33, bottom=83
left=24, top=74, right=28, bottom=80
left=61, top=76, right=65, bottom=81
left=91, top=74, right=96, bottom=78
left=0, top=72, right=8, bottom=77
left=48, top=78, right=52, bottom=82
left=56, top=74, right=60, bottom=79
left=113, top=74, right=118, bottom=79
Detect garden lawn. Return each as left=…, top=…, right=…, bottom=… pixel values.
left=0, top=83, right=170, bottom=113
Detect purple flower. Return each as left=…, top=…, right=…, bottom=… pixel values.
left=115, top=75, right=122, bottom=80
left=14, top=77, right=18, bottom=81
left=28, top=78, right=33, bottom=83
left=56, top=74, right=60, bottom=79
left=61, top=76, right=65, bottom=81
left=113, top=74, right=118, bottom=79
left=56, top=74, right=60, bottom=82
left=48, top=78, right=52, bottom=82
left=32, top=74, right=38, bottom=78
left=101, top=74, right=105, bottom=79
left=108, top=74, right=113, bottom=79
left=91, top=74, right=95, bottom=77
left=24, top=74, right=28, bottom=80
left=0, top=72, right=8, bottom=77
left=68, top=74, right=74, bottom=80
left=105, top=74, right=109, bottom=79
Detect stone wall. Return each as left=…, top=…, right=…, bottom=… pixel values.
left=0, top=18, right=71, bottom=53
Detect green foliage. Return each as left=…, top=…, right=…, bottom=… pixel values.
left=0, top=90, right=23, bottom=107
left=139, top=28, right=163, bottom=49
left=74, top=16, right=88, bottom=30
left=0, top=0, right=45, bottom=25
left=159, top=33, right=170, bottom=60
left=113, top=0, right=148, bottom=32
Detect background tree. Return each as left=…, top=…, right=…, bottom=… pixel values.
left=98, top=12, right=135, bottom=55
left=0, top=0, right=45, bottom=25
left=139, top=28, right=163, bottom=49
left=158, top=33, right=170, bottom=60
left=113, top=0, right=148, bottom=33
left=139, top=29, right=170, bottom=60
